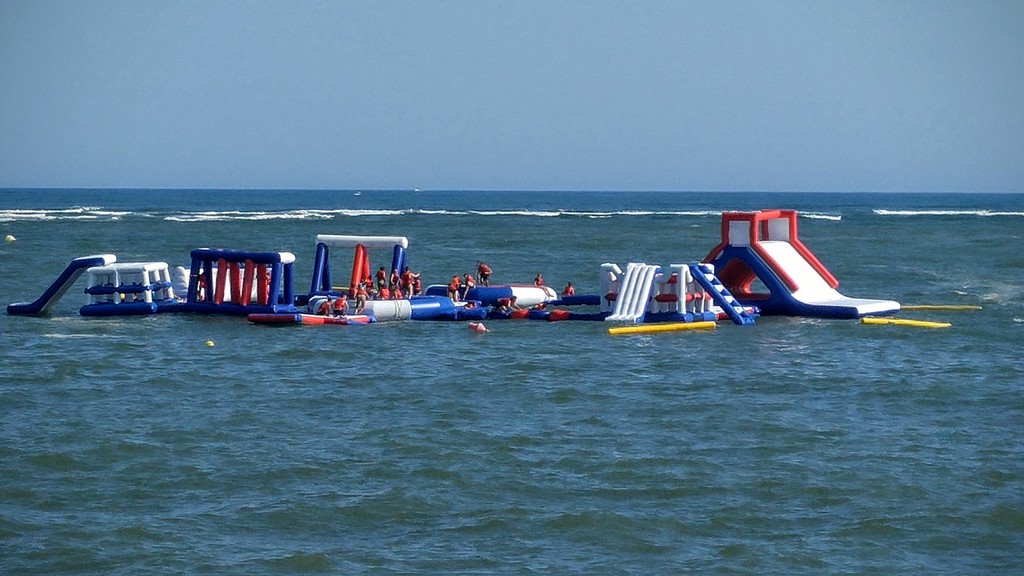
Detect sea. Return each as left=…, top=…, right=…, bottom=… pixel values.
left=1, top=189, right=1022, bottom=575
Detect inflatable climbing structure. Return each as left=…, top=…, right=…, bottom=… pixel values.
left=599, top=262, right=757, bottom=325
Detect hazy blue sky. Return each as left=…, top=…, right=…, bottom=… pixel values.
left=1, top=1, right=1022, bottom=192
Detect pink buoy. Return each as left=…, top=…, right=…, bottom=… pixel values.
left=468, top=321, right=488, bottom=333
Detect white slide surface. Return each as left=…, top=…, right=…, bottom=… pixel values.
left=759, top=241, right=899, bottom=315
left=606, top=263, right=658, bottom=322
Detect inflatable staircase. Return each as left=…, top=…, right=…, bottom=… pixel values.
left=688, top=263, right=757, bottom=326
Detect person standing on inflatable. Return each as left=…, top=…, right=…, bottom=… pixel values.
left=447, top=275, right=461, bottom=301
left=354, top=282, right=368, bottom=314
left=400, top=267, right=413, bottom=294
left=477, top=261, right=492, bottom=286
left=462, top=273, right=476, bottom=300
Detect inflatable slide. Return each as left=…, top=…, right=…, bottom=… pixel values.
left=7, top=254, right=116, bottom=315
left=704, top=210, right=899, bottom=319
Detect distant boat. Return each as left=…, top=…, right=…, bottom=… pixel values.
left=353, top=191, right=362, bottom=196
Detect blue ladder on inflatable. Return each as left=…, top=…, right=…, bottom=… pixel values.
left=688, top=263, right=757, bottom=326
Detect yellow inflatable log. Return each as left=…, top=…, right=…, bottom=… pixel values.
left=608, top=321, right=717, bottom=335
left=860, top=317, right=951, bottom=329
left=900, top=305, right=981, bottom=311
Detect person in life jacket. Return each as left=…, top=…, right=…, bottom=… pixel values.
left=400, top=267, right=413, bottom=293
left=534, top=273, right=544, bottom=287
left=389, top=268, right=401, bottom=290
left=462, top=273, right=476, bottom=300
left=495, top=297, right=512, bottom=315
left=332, top=294, right=348, bottom=316
left=562, top=282, right=575, bottom=297
left=354, top=282, right=369, bottom=314
left=316, top=297, right=332, bottom=316
left=476, top=261, right=492, bottom=286
left=378, top=286, right=391, bottom=300
left=374, top=267, right=387, bottom=290
left=447, top=275, right=461, bottom=301
left=411, top=273, right=422, bottom=295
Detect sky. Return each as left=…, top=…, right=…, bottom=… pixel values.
left=1, top=1, right=1022, bottom=192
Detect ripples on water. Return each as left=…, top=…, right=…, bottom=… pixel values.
left=2, top=191, right=1022, bottom=574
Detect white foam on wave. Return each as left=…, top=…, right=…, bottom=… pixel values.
left=0, top=207, right=132, bottom=222
left=800, top=212, right=842, bottom=221
left=2, top=206, right=855, bottom=223
left=165, top=208, right=414, bottom=221
left=468, top=210, right=562, bottom=217
left=874, top=209, right=1024, bottom=217
left=164, top=209, right=340, bottom=222
left=43, top=333, right=114, bottom=339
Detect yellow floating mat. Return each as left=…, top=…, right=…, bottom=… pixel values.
left=900, top=305, right=981, bottom=311
left=860, top=317, right=951, bottom=329
left=608, top=321, right=717, bottom=335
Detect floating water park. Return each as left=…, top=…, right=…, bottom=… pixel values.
left=8, top=209, right=918, bottom=330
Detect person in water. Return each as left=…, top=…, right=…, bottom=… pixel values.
left=477, top=261, right=492, bottom=286
left=562, top=282, right=575, bottom=297
left=534, top=273, right=544, bottom=287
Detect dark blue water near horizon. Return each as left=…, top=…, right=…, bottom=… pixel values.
left=1, top=190, right=1022, bottom=574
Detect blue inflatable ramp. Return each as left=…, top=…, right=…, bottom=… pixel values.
left=7, top=254, right=117, bottom=316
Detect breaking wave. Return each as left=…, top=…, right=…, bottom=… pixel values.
left=0, top=207, right=134, bottom=222
left=874, top=209, right=1024, bottom=217
left=0, top=206, right=845, bottom=223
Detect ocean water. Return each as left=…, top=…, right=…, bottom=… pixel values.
left=1, top=189, right=1022, bottom=574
